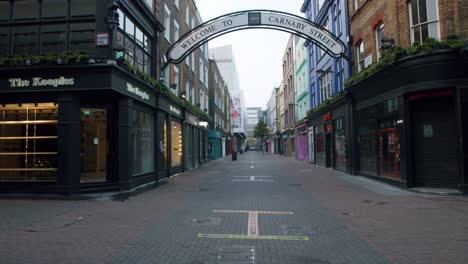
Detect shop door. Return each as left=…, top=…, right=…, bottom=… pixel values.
left=412, top=97, right=458, bottom=188
left=309, top=128, right=315, bottom=163
left=325, top=134, right=333, bottom=167
left=80, top=108, right=107, bottom=183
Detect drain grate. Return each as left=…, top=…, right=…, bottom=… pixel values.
left=217, top=246, right=254, bottom=264
left=189, top=218, right=221, bottom=226
left=281, top=225, right=312, bottom=236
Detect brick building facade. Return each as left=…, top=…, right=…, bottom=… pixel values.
left=281, top=35, right=296, bottom=157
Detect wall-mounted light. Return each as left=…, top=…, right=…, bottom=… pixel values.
left=170, top=83, right=178, bottom=90
left=181, top=91, right=186, bottom=100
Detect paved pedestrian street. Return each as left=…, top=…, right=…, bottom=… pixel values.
left=1, top=152, right=468, bottom=264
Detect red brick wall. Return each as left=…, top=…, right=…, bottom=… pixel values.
left=348, top=0, right=468, bottom=73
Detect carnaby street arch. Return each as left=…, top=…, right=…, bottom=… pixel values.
left=164, top=10, right=348, bottom=67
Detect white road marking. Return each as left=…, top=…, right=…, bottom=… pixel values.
left=250, top=166, right=254, bottom=168
left=247, top=211, right=258, bottom=236
left=232, top=176, right=274, bottom=182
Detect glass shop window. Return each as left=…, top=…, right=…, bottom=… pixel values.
left=171, top=121, right=183, bottom=167
left=131, top=110, right=155, bottom=175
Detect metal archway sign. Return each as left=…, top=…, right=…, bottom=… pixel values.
left=164, top=10, right=348, bottom=68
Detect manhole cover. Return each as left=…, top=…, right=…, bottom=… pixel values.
left=281, top=225, right=312, bottom=236
left=189, top=218, right=221, bottom=226
left=217, top=246, right=254, bottom=264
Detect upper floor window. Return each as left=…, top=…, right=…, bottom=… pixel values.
left=334, top=5, right=342, bottom=36
left=319, top=71, right=332, bottom=103
left=0, top=1, right=9, bottom=22
left=71, top=0, right=95, bottom=18
left=375, top=23, right=385, bottom=60
left=14, top=0, right=37, bottom=21
left=173, top=66, right=179, bottom=96
left=409, top=0, right=440, bottom=44
left=185, top=1, right=190, bottom=25
left=142, top=0, right=153, bottom=11
left=356, top=41, right=365, bottom=72
left=174, top=20, right=180, bottom=42
left=175, top=0, right=179, bottom=10
left=164, top=4, right=170, bottom=41
left=42, top=0, right=67, bottom=19
left=315, top=0, right=325, bottom=17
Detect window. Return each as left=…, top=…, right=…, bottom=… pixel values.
left=354, top=0, right=363, bottom=10
left=164, top=5, right=171, bottom=41
left=131, top=111, right=154, bottom=175
left=14, top=0, right=37, bottom=20
left=41, top=24, right=66, bottom=53
left=334, top=7, right=342, bottom=36
left=117, top=9, right=152, bottom=75
left=0, top=1, right=9, bottom=22
left=200, top=90, right=204, bottom=110
left=316, top=0, right=326, bottom=16
left=0, top=27, right=8, bottom=55
left=318, top=19, right=329, bottom=58
left=0, top=103, right=58, bottom=182
left=13, top=26, right=38, bottom=55
left=185, top=1, right=190, bottom=25
left=356, top=41, right=365, bottom=72
left=71, top=0, right=95, bottom=17
left=171, top=121, right=183, bottom=167
left=175, top=0, right=179, bottom=9
left=163, top=66, right=170, bottom=86
left=191, top=17, right=195, bottom=30
left=42, top=0, right=67, bottom=19
left=409, top=0, right=440, bottom=44
left=336, top=58, right=344, bottom=92
left=199, top=60, right=204, bottom=81
left=319, top=71, right=332, bottom=103
left=174, top=21, right=180, bottom=42
left=173, top=66, right=179, bottom=96
left=191, top=53, right=195, bottom=71
left=204, top=67, right=209, bottom=86
left=70, top=23, right=95, bottom=56
left=143, top=0, right=153, bottom=10
left=190, top=85, right=195, bottom=105
left=375, top=23, right=385, bottom=60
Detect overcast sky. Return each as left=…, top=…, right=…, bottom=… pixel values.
left=195, top=0, right=305, bottom=108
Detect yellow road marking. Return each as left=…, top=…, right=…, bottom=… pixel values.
left=213, top=210, right=293, bottom=215
left=197, top=233, right=309, bottom=241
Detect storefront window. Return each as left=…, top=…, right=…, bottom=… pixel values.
left=358, top=97, right=402, bottom=178
left=14, top=0, right=37, bottom=21
left=334, top=118, right=346, bottom=171
left=131, top=110, right=154, bottom=175
left=171, top=121, right=182, bottom=167
left=315, top=125, right=325, bottom=165
left=41, top=24, right=66, bottom=53
left=0, top=103, right=58, bottom=182
left=42, top=0, right=67, bottom=19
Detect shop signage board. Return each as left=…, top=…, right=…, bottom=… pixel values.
left=170, top=105, right=182, bottom=116
left=8, top=77, right=74, bottom=88
left=126, top=83, right=149, bottom=101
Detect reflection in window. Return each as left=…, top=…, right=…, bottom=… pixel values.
left=13, top=26, right=38, bottom=55
left=71, top=0, right=95, bottom=17
left=132, top=111, right=155, bottom=175
left=14, top=0, right=37, bottom=20
left=41, top=24, right=66, bottom=53
left=0, top=103, right=58, bottom=182
left=171, top=121, right=183, bottom=167
left=0, top=1, right=9, bottom=22
left=0, top=27, right=9, bottom=56
left=70, top=23, right=95, bottom=56
left=42, top=0, right=67, bottom=19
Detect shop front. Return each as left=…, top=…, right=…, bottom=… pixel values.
left=157, top=96, right=184, bottom=176
left=350, top=50, right=468, bottom=191
left=208, top=130, right=222, bottom=160
left=0, top=65, right=159, bottom=194
left=295, top=121, right=309, bottom=161
left=184, top=111, right=201, bottom=170
left=306, top=96, right=351, bottom=172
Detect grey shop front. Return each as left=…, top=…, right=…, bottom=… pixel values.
left=0, top=65, right=165, bottom=194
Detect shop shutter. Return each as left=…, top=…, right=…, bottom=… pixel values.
left=412, top=97, right=459, bottom=188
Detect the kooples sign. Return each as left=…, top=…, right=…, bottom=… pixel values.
left=9, top=77, right=74, bottom=88
left=167, top=10, right=346, bottom=63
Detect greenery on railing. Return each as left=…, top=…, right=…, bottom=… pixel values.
left=119, top=60, right=212, bottom=122
left=0, top=51, right=92, bottom=67
left=306, top=91, right=345, bottom=117
left=344, top=35, right=466, bottom=87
